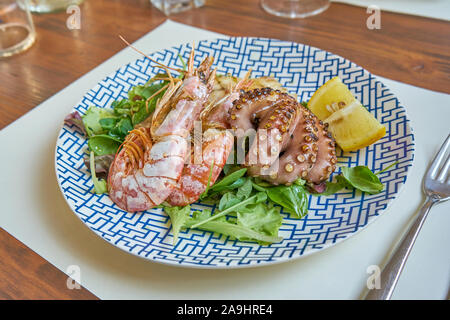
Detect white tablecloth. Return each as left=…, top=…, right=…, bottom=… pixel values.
left=1, top=20, right=449, bottom=299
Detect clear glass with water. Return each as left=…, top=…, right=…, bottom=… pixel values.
left=261, top=0, right=330, bottom=18
left=0, top=0, right=36, bottom=58
left=26, top=0, right=84, bottom=13
left=150, top=0, right=205, bottom=16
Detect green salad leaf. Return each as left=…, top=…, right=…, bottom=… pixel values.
left=184, top=209, right=283, bottom=244
left=191, top=192, right=267, bottom=229
left=265, top=183, right=309, bottom=218
left=88, top=135, right=122, bottom=156
left=320, top=165, right=385, bottom=196
left=341, top=166, right=384, bottom=194
left=235, top=177, right=253, bottom=200
left=164, top=206, right=192, bottom=244
left=209, top=168, right=247, bottom=192
left=89, top=151, right=108, bottom=194
left=236, top=203, right=283, bottom=238
left=82, top=106, right=116, bottom=137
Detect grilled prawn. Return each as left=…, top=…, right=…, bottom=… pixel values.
left=166, top=73, right=252, bottom=206
left=108, top=48, right=216, bottom=212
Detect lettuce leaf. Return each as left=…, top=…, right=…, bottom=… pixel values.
left=82, top=106, right=116, bottom=137
left=236, top=203, right=283, bottom=238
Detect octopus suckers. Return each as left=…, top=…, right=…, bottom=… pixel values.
left=285, top=163, right=294, bottom=172
left=297, top=154, right=306, bottom=163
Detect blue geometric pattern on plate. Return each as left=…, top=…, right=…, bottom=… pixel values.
left=55, top=37, right=415, bottom=268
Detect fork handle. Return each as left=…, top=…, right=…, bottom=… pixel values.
left=364, top=196, right=438, bottom=300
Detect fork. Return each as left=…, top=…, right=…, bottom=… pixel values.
left=364, top=134, right=450, bottom=300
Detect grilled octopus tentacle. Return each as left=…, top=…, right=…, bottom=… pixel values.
left=229, top=88, right=297, bottom=132
left=263, top=104, right=320, bottom=185
left=228, top=88, right=337, bottom=188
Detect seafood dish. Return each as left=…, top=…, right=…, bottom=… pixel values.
left=63, top=40, right=391, bottom=245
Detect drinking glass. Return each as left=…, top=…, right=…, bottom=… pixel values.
left=0, top=0, right=36, bottom=58
left=261, top=0, right=330, bottom=18
left=26, top=0, right=84, bottom=13
left=150, top=0, right=205, bottom=16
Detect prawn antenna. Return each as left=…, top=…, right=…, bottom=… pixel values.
left=118, top=35, right=184, bottom=74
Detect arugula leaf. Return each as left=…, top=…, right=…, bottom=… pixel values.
left=191, top=192, right=267, bottom=228
left=185, top=210, right=282, bottom=244
left=375, top=161, right=399, bottom=176
left=164, top=206, right=192, bottom=244
left=199, top=160, right=215, bottom=200
left=341, top=166, right=384, bottom=194
left=265, top=184, right=309, bottom=218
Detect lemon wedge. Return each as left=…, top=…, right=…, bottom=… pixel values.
left=308, top=77, right=386, bottom=152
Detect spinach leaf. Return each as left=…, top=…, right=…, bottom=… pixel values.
left=218, top=192, right=241, bottom=211
left=210, top=168, right=247, bottom=192
left=265, top=184, right=309, bottom=218
left=88, top=134, right=122, bottom=156
left=235, top=177, right=253, bottom=200
left=341, top=166, right=384, bottom=194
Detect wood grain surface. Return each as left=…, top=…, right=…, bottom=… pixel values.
left=0, top=0, right=448, bottom=299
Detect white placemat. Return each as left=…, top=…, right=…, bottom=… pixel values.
left=333, top=0, right=450, bottom=21
left=1, top=20, right=449, bottom=300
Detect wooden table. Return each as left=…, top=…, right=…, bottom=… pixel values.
left=0, top=0, right=449, bottom=299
